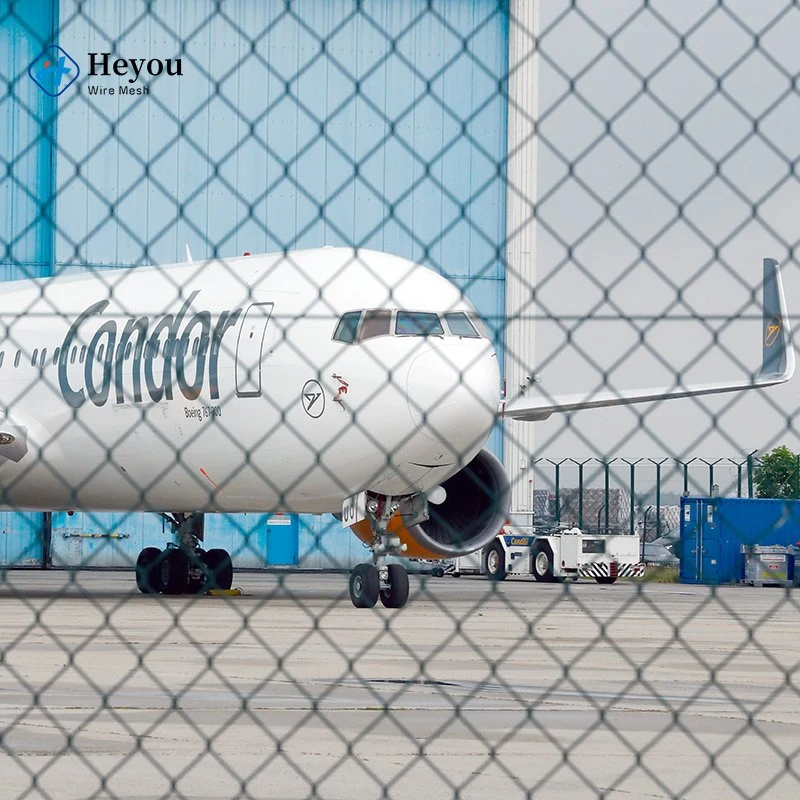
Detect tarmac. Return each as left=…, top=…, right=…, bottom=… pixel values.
left=1, top=570, right=799, bottom=799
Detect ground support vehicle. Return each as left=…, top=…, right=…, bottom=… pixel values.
left=450, top=526, right=645, bottom=584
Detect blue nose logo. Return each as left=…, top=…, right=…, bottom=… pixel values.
left=28, top=45, right=79, bottom=96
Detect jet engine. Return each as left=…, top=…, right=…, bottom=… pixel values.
left=405, top=448, right=511, bottom=558
left=350, top=448, right=511, bottom=559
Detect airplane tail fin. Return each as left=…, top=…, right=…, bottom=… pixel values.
left=503, top=257, right=795, bottom=422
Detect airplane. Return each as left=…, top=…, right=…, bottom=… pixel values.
left=0, top=249, right=791, bottom=608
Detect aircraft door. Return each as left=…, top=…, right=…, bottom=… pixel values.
left=235, top=302, right=274, bottom=397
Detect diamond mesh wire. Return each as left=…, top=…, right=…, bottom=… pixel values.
left=1, top=1, right=800, bottom=797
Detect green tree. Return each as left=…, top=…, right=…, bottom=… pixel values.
left=753, top=445, right=800, bottom=499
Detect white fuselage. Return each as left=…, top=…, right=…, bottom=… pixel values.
left=0, top=248, right=500, bottom=514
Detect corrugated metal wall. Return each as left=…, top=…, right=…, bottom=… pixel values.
left=0, top=0, right=57, bottom=565
left=4, top=0, right=509, bottom=568
left=0, top=0, right=56, bottom=279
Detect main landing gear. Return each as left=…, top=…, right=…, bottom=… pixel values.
left=348, top=495, right=410, bottom=609
left=134, top=513, right=233, bottom=595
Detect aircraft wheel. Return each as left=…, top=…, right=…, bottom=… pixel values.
left=485, top=542, right=506, bottom=581
left=349, top=563, right=379, bottom=608
left=205, top=548, right=234, bottom=590
left=185, top=549, right=208, bottom=594
left=595, top=576, right=617, bottom=585
left=135, top=547, right=161, bottom=594
left=380, top=564, right=409, bottom=609
left=160, top=548, right=190, bottom=595
left=532, top=542, right=555, bottom=583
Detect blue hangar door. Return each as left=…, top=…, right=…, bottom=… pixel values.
left=202, top=514, right=299, bottom=568
left=0, top=512, right=46, bottom=567
left=265, top=514, right=299, bottom=566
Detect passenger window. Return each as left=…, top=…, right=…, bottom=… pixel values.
left=444, top=312, right=480, bottom=338
left=359, top=310, right=392, bottom=341
left=125, top=342, right=132, bottom=359
left=52, top=348, right=59, bottom=365
left=31, top=349, right=38, bottom=366
left=40, top=348, right=47, bottom=366
left=79, top=346, right=86, bottom=364
left=0, top=352, right=4, bottom=368
left=395, top=311, right=444, bottom=337
left=333, top=311, right=362, bottom=344
left=192, top=338, right=199, bottom=356
left=14, top=351, right=20, bottom=368
left=70, top=346, right=77, bottom=365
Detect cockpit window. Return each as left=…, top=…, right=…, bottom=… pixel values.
left=359, top=309, right=392, bottom=341
left=333, top=311, right=362, bottom=343
left=469, top=313, right=490, bottom=339
left=395, top=311, right=444, bottom=337
left=444, top=312, right=480, bottom=338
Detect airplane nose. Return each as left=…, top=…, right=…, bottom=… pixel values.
left=406, top=342, right=499, bottom=461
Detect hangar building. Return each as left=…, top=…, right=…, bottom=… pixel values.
left=0, top=0, right=536, bottom=569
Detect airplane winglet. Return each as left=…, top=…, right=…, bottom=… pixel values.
left=759, top=257, right=794, bottom=382
left=185, top=243, right=193, bottom=263
left=503, top=257, right=795, bottom=422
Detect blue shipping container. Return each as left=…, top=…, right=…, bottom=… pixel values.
left=680, top=497, right=800, bottom=584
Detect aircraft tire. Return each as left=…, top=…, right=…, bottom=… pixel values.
left=185, top=549, right=208, bottom=594
left=380, top=564, right=409, bottom=608
left=349, top=563, right=379, bottom=608
left=205, top=548, right=234, bottom=591
left=161, top=548, right=190, bottom=595
left=485, top=542, right=506, bottom=581
left=135, top=547, right=162, bottom=594
left=532, top=542, right=555, bottom=583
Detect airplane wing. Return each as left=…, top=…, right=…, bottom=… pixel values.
left=502, top=258, right=795, bottom=422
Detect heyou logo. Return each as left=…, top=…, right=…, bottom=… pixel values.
left=28, top=47, right=183, bottom=97
left=86, top=52, right=183, bottom=96
left=28, top=45, right=79, bottom=97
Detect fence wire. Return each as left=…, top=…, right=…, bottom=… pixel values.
left=2, top=1, right=800, bottom=798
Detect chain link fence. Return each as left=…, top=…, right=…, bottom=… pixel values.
left=2, top=1, right=800, bottom=797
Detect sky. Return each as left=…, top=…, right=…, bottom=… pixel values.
left=525, top=0, right=800, bottom=494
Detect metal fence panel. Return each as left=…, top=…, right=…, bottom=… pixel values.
left=2, top=1, right=800, bottom=798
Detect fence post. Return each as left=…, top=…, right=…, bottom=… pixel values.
left=734, top=459, right=742, bottom=498
left=649, top=459, right=667, bottom=539
left=598, top=458, right=616, bottom=534
left=570, top=459, right=592, bottom=529
left=622, top=459, right=642, bottom=536
left=676, top=458, right=697, bottom=497
left=747, top=450, right=757, bottom=498
left=700, top=458, right=723, bottom=496
left=548, top=459, right=567, bottom=524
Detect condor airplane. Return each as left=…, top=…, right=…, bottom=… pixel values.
left=0, top=249, right=791, bottom=608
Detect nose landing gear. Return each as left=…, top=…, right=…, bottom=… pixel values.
left=348, top=495, right=411, bottom=609
left=134, top=513, right=234, bottom=595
